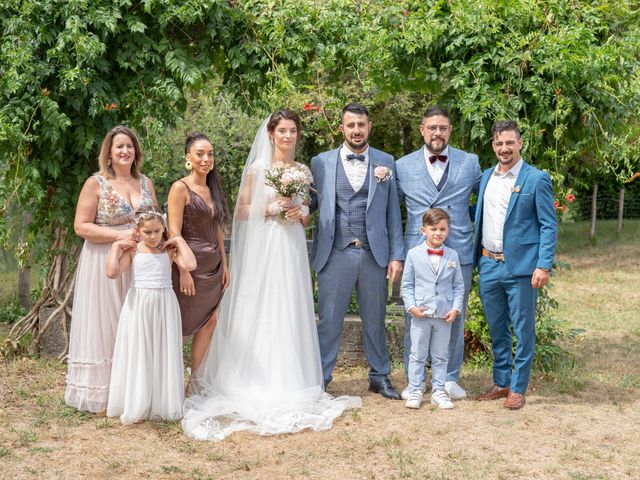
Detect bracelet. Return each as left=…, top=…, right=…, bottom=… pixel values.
left=299, top=205, right=309, bottom=217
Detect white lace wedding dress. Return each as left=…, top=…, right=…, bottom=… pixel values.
left=181, top=120, right=360, bottom=441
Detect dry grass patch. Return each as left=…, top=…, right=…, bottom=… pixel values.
left=1, top=224, right=640, bottom=479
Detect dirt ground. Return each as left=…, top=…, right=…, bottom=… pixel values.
left=1, top=242, right=639, bottom=480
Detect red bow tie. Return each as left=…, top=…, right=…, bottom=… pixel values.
left=429, top=155, right=447, bottom=164
left=427, top=248, right=444, bottom=256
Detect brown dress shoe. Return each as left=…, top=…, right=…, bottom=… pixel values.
left=476, top=384, right=510, bottom=401
left=503, top=392, right=526, bottom=410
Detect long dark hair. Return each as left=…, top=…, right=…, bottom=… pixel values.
left=184, top=132, right=230, bottom=225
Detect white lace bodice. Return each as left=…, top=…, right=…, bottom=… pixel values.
left=131, top=252, right=173, bottom=289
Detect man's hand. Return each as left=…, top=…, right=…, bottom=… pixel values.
left=386, top=260, right=403, bottom=283
left=531, top=268, right=551, bottom=289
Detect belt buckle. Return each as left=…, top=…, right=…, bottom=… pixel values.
left=493, top=252, right=505, bottom=262
left=352, top=239, right=363, bottom=248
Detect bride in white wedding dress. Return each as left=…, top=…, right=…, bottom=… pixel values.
left=182, top=109, right=361, bottom=441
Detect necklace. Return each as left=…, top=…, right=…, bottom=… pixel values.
left=114, top=176, right=133, bottom=181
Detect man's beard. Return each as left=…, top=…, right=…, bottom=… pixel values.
left=426, top=138, right=448, bottom=154
left=345, top=137, right=368, bottom=151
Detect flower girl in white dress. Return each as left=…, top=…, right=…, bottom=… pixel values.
left=106, top=206, right=196, bottom=424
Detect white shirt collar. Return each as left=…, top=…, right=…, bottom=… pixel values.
left=341, top=144, right=370, bottom=162
left=492, top=158, right=524, bottom=177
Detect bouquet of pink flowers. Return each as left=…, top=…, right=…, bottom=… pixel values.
left=265, top=164, right=314, bottom=222
left=265, top=164, right=313, bottom=201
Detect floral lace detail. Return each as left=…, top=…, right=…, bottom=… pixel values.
left=94, top=174, right=154, bottom=227
left=264, top=185, right=305, bottom=225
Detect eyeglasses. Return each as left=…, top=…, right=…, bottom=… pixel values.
left=423, top=125, right=451, bottom=133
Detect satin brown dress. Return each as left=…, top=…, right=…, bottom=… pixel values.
left=172, top=181, right=224, bottom=336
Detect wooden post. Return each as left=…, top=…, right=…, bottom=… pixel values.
left=617, top=187, right=625, bottom=235
left=589, top=183, right=598, bottom=244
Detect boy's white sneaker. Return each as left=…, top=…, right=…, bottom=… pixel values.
left=401, top=385, right=425, bottom=400
left=445, top=381, right=467, bottom=400
left=405, top=390, right=423, bottom=409
left=431, top=390, right=455, bottom=409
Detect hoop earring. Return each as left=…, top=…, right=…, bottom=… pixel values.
left=184, top=161, right=192, bottom=171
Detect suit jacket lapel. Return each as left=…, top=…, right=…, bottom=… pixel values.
left=366, top=149, right=378, bottom=210
left=438, top=148, right=461, bottom=196
left=476, top=169, right=491, bottom=230
left=326, top=148, right=339, bottom=218
left=417, top=148, right=440, bottom=199
left=505, top=161, right=531, bottom=222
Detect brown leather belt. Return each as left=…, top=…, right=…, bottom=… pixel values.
left=481, top=248, right=505, bottom=261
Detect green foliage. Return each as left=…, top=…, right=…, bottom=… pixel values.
left=0, top=0, right=234, bottom=258
left=0, top=295, right=26, bottom=325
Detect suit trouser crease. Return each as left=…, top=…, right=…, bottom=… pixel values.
left=478, top=256, right=537, bottom=394
left=403, top=263, right=472, bottom=382
left=317, top=247, right=391, bottom=384
left=408, top=317, right=452, bottom=392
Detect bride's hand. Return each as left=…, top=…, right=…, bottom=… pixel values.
left=179, top=271, right=196, bottom=296
left=284, top=204, right=306, bottom=221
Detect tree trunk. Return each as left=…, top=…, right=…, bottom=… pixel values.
left=17, top=267, right=30, bottom=309
left=617, top=187, right=625, bottom=235
left=1, top=223, right=78, bottom=360
left=589, top=183, right=598, bottom=244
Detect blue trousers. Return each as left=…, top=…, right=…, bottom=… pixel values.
left=403, top=263, right=473, bottom=383
left=317, top=246, right=391, bottom=384
left=478, top=256, right=537, bottom=394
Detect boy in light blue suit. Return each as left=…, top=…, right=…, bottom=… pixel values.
left=396, top=106, right=481, bottom=401
left=402, top=208, right=465, bottom=409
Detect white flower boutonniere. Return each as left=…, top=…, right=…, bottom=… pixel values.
left=511, top=185, right=521, bottom=193
left=374, top=166, right=393, bottom=183
left=447, top=260, right=457, bottom=269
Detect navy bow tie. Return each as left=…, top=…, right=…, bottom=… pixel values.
left=346, top=153, right=366, bottom=162
left=429, top=155, right=447, bottom=164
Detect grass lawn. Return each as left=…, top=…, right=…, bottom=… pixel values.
left=1, top=220, right=639, bottom=479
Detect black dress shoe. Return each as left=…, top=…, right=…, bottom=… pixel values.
left=369, top=378, right=401, bottom=400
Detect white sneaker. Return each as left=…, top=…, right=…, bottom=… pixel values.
left=401, top=385, right=426, bottom=400
left=405, top=390, right=423, bottom=409
left=431, top=390, right=455, bottom=409
left=445, top=381, right=467, bottom=400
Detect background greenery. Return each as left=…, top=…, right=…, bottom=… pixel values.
left=1, top=0, right=639, bottom=362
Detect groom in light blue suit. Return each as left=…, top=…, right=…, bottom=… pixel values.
left=310, top=103, right=405, bottom=400
left=473, top=120, right=557, bottom=410
left=395, top=106, right=481, bottom=400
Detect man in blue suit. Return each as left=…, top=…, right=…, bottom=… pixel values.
left=310, top=103, right=405, bottom=400
left=473, top=120, right=557, bottom=410
left=395, top=106, right=481, bottom=401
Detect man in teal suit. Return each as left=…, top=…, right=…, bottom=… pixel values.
left=396, top=106, right=481, bottom=401
left=473, top=120, right=557, bottom=410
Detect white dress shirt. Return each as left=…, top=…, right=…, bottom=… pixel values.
left=481, top=159, right=524, bottom=253
left=340, top=144, right=370, bottom=192
left=423, top=145, right=450, bottom=186
left=428, top=248, right=443, bottom=272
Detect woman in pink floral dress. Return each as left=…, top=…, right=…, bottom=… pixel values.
left=65, top=126, right=157, bottom=414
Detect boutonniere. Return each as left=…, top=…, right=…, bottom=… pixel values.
left=447, top=260, right=457, bottom=269
left=373, top=166, right=393, bottom=183
left=511, top=185, right=521, bottom=193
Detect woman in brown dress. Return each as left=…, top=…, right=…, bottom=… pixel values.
left=167, top=132, right=230, bottom=375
